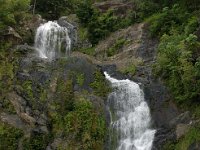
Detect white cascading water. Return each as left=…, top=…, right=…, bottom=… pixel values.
left=104, top=72, right=156, bottom=150
left=34, top=21, right=71, bottom=60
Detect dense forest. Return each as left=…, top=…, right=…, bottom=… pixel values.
left=0, top=0, right=200, bottom=150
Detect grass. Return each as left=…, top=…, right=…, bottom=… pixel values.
left=78, top=47, right=95, bottom=56
left=119, top=64, right=136, bottom=76
left=176, top=126, right=200, bottom=150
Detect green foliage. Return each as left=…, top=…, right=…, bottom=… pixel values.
left=78, top=47, right=95, bottom=56
left=107, top=39, right=128, bottom=57
left=23, top=133, right=51, bottom=150
left=87, top=10, right=119, bottom=45
left=120, top=65, right=136, bottom=76
left=56, top=79, right=75, bottom=113
left=0, top=44, right=18, bottom=113
left=76, top=73, right=85, bottom=86
left=0, top=0, right=30, bottom=30
left=31, top=0, right=70, bottom=19
left=90, top=70, right=111, bottom=97
left=76, top=0, right=94, bottom=26
left=78, top=26, right=88, bottom=41
left=134, top=0, right=160, bottom=21
left=76, top=2, right=134, bottom=45
left=175, top=126, right=200, bottom=150
left=22, top=80, right=34, bottom=100
left=163, top=141, right=176, bottom=150
left=146, top=5, right=189, bottom=37
left=184, top=16, right=199, bottom=35
left=64, top=99, right=106, bottom=150
left=154, top=33, right=200, bottom=103
left=0, top=122, right=23, bottom=150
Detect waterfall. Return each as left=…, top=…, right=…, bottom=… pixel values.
left=104, top=72, right=156, bottom=150
left=34, top=21, right=72, bottom=60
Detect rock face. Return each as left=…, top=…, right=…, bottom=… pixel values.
left=58, top=16, right=78, bottom=48
left=94, top=0, right=135, bottom=17
left=0, top=43, right=107, bottom=149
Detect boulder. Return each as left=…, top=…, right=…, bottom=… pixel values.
left=15, top=44, right=35, bottom=54
left=2, top=26, right=23, bottom=45
left=0, top=113, right=27, bottom=130
left=8, top=92, right=27, bottom=114
left=169, top=111, right=191, bottom=128
left=176, top=124, right=190, bottom=139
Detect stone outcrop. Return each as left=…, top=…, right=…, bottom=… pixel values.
left=94, top=0, right=135, bottom=17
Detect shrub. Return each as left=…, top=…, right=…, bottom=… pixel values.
left=56, top=79, right=75, bottom=114
left=146, top=5, right=189, bottom=37
left=154, top=33, right=200, bottom=103
left=90, top=71, right=111, bottom=97
left=64, top=99, right=106, bottom=150
left=0, top=122, right=23, bottom=150
left=107, top=39, right=128, bottom=57
left=120, top=65, right=136, bottom=76
left=184, top=16, right=199, bottom=35
left=0, top=0, right=30, bottom=30
left=76, top=73, right=85, bottom=86
left=23, top=133, right=51, bottom=150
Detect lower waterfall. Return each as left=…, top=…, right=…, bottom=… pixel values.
left=104, top=72, right=156, bottom=150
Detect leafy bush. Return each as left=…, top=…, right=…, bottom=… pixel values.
left=76, top=1, right=134, bottom=45
left=64, top=99, right=106, bottom=150
left=0, top=122, right=23, bottom=150
left=184, top=16, right=199, bottom=35
left=107, top=39, right=128, bottom=57
left=120, top=65, right=136, bottom=76
left=76, top=73, right=85, bottom=86
left=76, top=0, right=94, bottom=26
left=146, top=5, right=189, bottom=37
left=56, top=79, right=75, bottom=114
left=134, top=0, right=160, bottom=21
left=23, top=133, right=51, bottom=150
left=0, top=0, right=30, bottom=30
left=90, top=71, right=111, bottom=97
left=78, top=47, right=95, bottom=56
left=154, top=33, right=200, bottom=103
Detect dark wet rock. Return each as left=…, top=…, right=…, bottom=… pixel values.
left=188, top=141, right=200, bottom=150
left=58, top=16, right=77, bottom=48
left=15, top=44, right=35, bottom=54
left=152, top=128, right=176, bottom=150
left=55, top=57, right=97, bottom=92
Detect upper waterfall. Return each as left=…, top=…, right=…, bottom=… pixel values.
left=104, top=72, right=156, bottom=150
left=34, top=21, right=72, bottom=60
